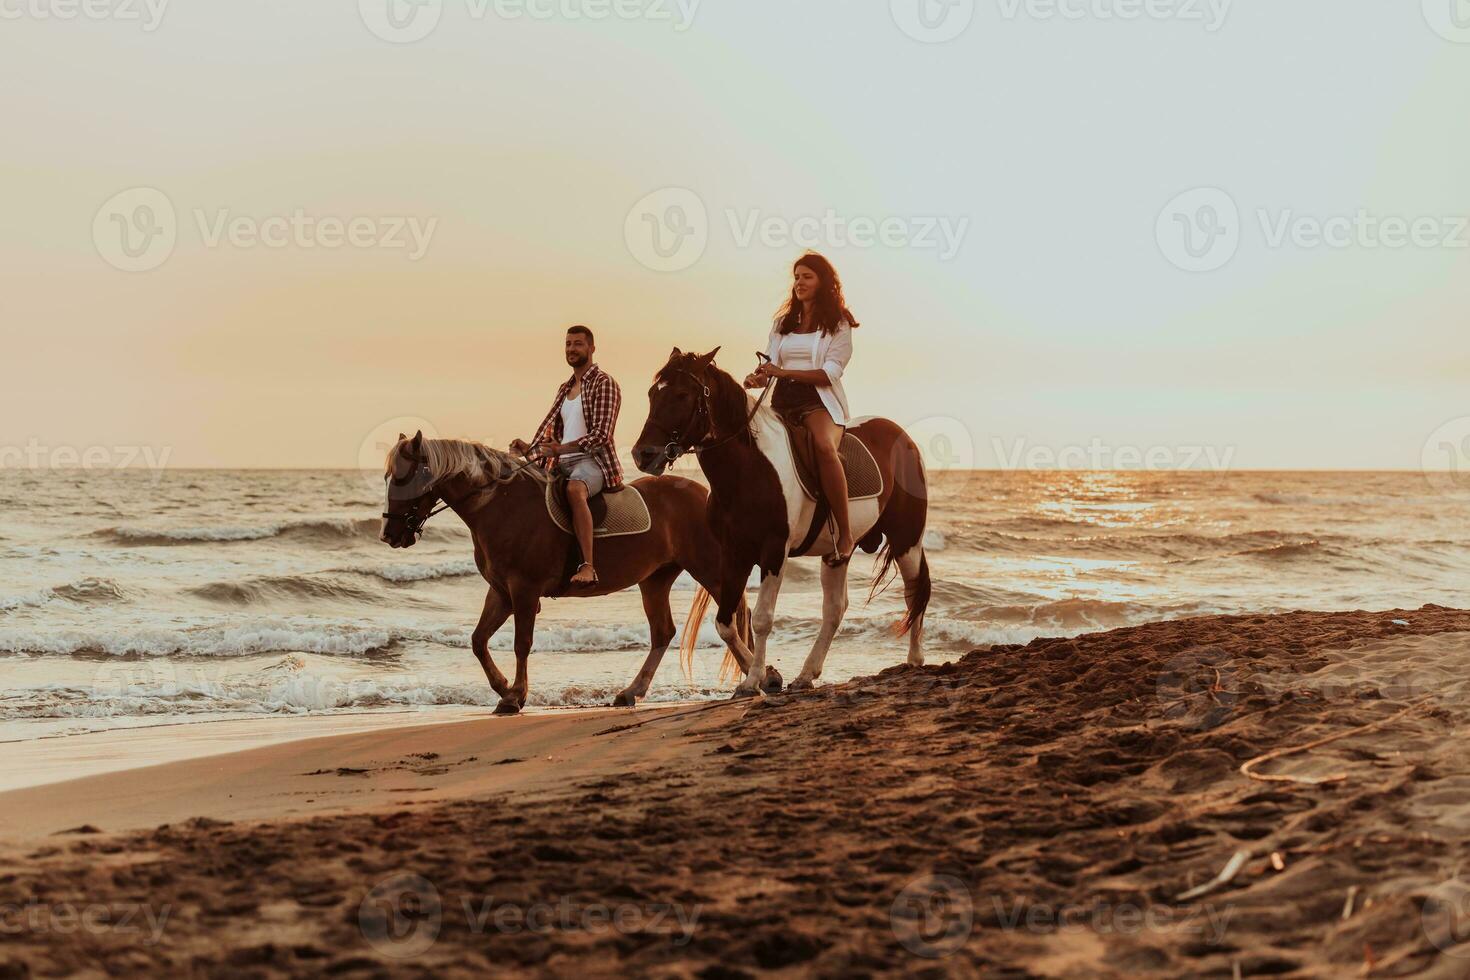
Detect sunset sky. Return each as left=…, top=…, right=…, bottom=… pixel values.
left=3, top=2, right=1467, bottom=470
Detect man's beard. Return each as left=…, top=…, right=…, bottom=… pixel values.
left=566, top=353, right=587, bottom=367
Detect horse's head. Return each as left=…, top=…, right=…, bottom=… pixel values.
left=380, top=430, right=440, bottom=549
left=633, top=347, right=722, bottom=476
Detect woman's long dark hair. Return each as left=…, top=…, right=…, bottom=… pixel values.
left=775, top=252, right=860, bottom=336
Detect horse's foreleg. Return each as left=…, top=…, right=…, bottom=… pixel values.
left=790, top=559, right=850, bottom=691
left=614, top=567, right=680, bottom=708
left=472, top=587, right=514, bottom=700
left=732, top=567, right=784, bottom=698
left=496, top=587, right=538, bottom=716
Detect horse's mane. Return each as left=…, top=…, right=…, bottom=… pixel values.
left=389, top=438, right=550, bottom=486
left=656, top=354, right=758, bottom=446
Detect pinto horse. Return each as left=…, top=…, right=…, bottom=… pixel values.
left=633, top=349, right=932, bottom=697
left=380, top=432, right=754, bottom=713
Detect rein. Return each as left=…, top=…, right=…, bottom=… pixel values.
left=660, top=363, right=773, bottom=464
left=383, top=449, right=544, bottom=539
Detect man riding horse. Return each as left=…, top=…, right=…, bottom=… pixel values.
left=510, top=325, right=621, bottom=587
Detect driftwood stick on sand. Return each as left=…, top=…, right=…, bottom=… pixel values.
left=1239, top=696, right=1434, bottom=786
left=1176, top=848, right=1253, bottom=902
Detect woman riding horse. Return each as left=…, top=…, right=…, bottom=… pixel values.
left=743, top=252, right=859, bottom=568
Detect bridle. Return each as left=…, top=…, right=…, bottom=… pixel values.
left=381, top=450, right=448, bottom=540
left=657, top=359, right=772, bottom=464
left=382, top=447, right=543, bottom=540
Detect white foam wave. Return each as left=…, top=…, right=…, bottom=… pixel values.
left=0, top=617, right=728, bottom=658
left=347, top=560, right=480, bottom=583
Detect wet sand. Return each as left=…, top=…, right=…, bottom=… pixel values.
left=2, top=606, right=1469, bottom=977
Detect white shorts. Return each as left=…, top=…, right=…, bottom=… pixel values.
left=556, top=456, right=605, bottom=496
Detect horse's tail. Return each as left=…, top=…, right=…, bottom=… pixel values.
left=680, top=587, right=714, bottom=683
left=868, top=429, right=931, bottom=637
left=680, top=587, right=751, bottom=684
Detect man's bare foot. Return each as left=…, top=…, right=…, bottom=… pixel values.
left=571, top=563, right=599, bottom=586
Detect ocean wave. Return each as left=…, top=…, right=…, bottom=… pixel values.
left=0, top=578, right=129, bottom=612
left=0, top=675, right=720, bottom=722
left=343, top=560, right=480, bottom=583
left=91, top=518, right=465, bottom=547
left=0, top=618, right=730, bottom=658
left=187, top=575, right=395, bottom=606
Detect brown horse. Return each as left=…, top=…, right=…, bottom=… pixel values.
left=380, top=431, right=756, bottom=713
left=633, top=349, right=932, bottom=697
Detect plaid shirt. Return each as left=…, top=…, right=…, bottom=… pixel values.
left=532, top=363, right=624, bottom=490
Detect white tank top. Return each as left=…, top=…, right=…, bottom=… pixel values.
left=777, top=331, right=819, bottom=371
left=561, top=393, right=588, bottom=444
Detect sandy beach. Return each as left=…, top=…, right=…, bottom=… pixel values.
left=1, top=605, right=1467, bottom=977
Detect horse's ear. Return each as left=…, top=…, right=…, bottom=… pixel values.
left=398, top=432, right=407, bottom=442
left=671, top=346, right=682, bottom=358
left=697, top=346, right=721, bottom=366
left=410, top=430, right=423, bottom=453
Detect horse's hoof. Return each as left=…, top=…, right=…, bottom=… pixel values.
left=493, top=698, right=522, bottom=716
left=762, top=667, right=784, bottom=694
left=730, top=686, right=762, bottom=701
left=612, top=691, right=638, bottom=708
left=788, top=677, right=815, bottom=693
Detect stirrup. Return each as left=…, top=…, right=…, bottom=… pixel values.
left=572, top=562, right=600, bottom=585
left=823, top=549, right=854, bottom=569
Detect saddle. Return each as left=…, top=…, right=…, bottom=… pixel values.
left=544, top=478, right=651, bottom=538
left=781, top=421, right=884, bottom=503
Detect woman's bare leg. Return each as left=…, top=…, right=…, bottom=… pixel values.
left=804, top=410, right=853, bottom=560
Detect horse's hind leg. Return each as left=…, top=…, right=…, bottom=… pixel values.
left=898, top=545, right=929, bottom=667
left=614, top=565, right=680, bottom=708
left=789, top=559, right=850, bottom=691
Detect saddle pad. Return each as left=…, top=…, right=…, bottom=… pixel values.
left=544, top=483, right=652, bottom=538
left=791, top=431, right=884, bottom=503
